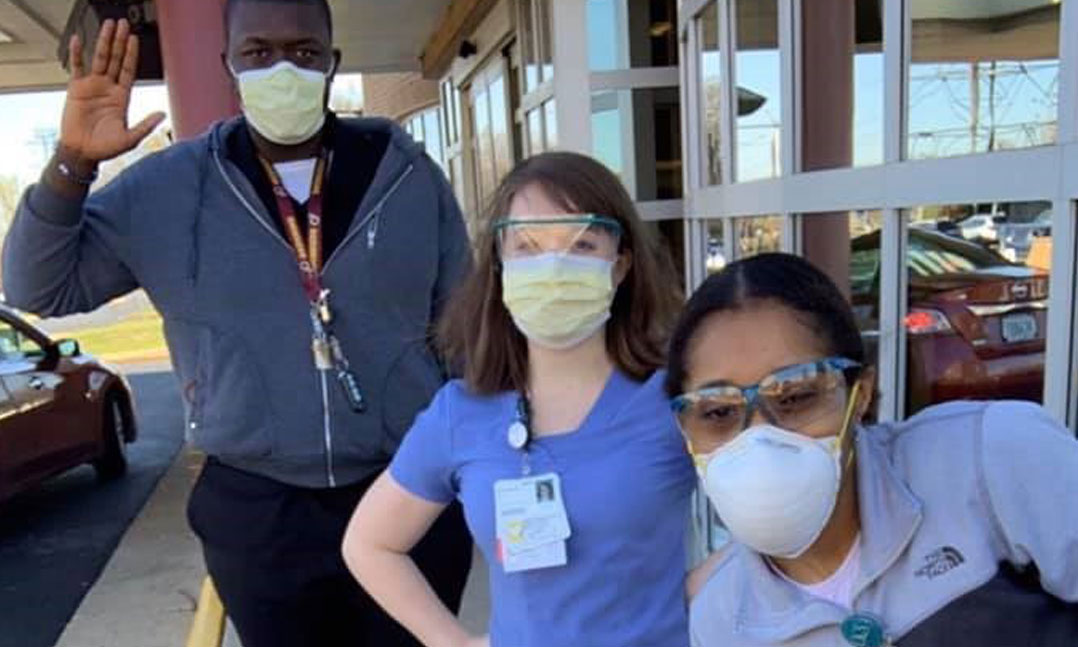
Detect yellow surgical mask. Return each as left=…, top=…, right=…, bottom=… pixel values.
left=502, top=253, right=616, bottom=349
left=233, top=61, right=328, bottom=145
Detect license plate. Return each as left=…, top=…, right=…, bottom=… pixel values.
left=1002, top=313, right=1037, bottom=343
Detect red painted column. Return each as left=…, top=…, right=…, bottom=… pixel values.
left=800, top=0, right=854, bottom=296
left=156, top=0, right=240, bottom=140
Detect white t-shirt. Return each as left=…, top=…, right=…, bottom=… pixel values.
left=777, top=536, right=861, bottom=608
left=273, top=158, right=318, bottom=204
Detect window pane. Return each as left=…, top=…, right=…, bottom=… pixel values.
left=489, top=74, right=513, bottom=184
left=544, top=99, right=558, bottom=149
left=0, top=323, right=42, bottom=360
left=734, top=215, right=782, bottom=258
left=591, top=88, right=682, bottom=201
left=538, top=0, right=554, bottom=82
left=588, top=0, right=678, bottom=70
left=854, top=1, right=883, bottom=167
left=907, top=2, right=1060, bottom=160
left=472, top=86, right=495, bottom=206
left=699, top=2, right=722, bottom=185
left=904, top=201, right=1050, bottom=416
left=424, top=109, right=445, bottom=171
left=521, top=0, right=541, bottom=93
left=527, top=109, right=545, bottom=155
left=705, top=219, right=726, bottom=275
left=847, top=212, right=884, bottom=403
left=735, top=0, right=781, bottom=181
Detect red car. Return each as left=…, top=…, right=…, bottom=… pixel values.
left=851, top=228, right=1046, bottom=415
left=0, top=305, right=137, bottom=502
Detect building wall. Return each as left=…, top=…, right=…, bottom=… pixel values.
left=361, top=72, right=440, bottom=121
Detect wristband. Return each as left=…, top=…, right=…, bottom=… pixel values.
left=55, top=158, right=99, bottom=186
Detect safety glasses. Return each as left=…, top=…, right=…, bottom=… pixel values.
left=493, top=215, right=623, bottom=261
left=671, top=357, right=862, bottom=456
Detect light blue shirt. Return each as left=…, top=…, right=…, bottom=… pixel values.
left=391, top=370, right=695, bottom=647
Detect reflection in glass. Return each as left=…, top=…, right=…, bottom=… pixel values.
left=735, top=0, right=781, bottom=181
left=422, top=109, right=444, bottom=171
left=699, top=2, right=722, bottom=185
left=854, top=0, right=883, bottom=167
left=587, top=0, right=678, bottom=70
left=735, top=216, right=782, bottom=258
left=489, top=75, right=513, bottom=183
left=472, top=85, right=494, bottom=205
left=544, top=100, right=558, bottom=149
left=706, top=220, right=726, bottom=274
left=527, top=109, right=544, bottom=156
left=521, top=0, right=554, bottom=93
left=902, top=202, right=1049, bottom=415
left=908, top=1, right=1060, bottom=160
left=844, top=213, right=884, bottom=389
left=521, top=0, right=540, bottom=93
left=591, top=88, right=682, bottom=201
left=538, top=0, right=554, bottom=81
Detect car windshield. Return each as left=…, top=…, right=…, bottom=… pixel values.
left=908, top=230, right=1016, bottom=279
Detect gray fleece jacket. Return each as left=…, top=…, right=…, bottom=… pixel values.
left=2, top=116, right=471, bottom=488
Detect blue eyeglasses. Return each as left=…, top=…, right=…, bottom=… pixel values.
left=671, top=357, right=862, bottom=455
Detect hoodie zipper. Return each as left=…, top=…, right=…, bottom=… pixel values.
left=214, top=150, right=415, bottom=488
left=323, top=163, right=414, bottom=270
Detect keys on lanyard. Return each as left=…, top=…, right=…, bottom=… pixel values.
left=309, top=296, right=367, bottom=413
left=260, top=151, right=367, bottom=415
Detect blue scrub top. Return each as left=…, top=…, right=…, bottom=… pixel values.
left=391, top=370, right=696, bottom=647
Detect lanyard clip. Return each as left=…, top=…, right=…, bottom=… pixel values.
left=316, top=289, right=333, bottom=326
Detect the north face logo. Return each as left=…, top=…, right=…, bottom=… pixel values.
left=915, top=546, right=965, bottom=579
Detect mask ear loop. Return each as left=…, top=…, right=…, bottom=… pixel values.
left=836, top=380, right=863, bottom=473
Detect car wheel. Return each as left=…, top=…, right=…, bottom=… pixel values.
left=93, top=392, right=128, bottom=480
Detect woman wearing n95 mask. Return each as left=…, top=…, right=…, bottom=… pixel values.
left=342, top=152, right=696, bottom=647
left=669, top=253, right=1078, bottom=647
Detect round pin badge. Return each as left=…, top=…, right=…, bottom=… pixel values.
left=507, top=421, right=529, bottom=450
left=840, top=613, right=887, bottom=647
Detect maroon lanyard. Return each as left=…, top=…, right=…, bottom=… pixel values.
left=258, top=151, right=329, bottom=305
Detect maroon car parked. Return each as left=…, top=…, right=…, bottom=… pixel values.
left=0, top=305, right=137, bottom=502
left=851, top=228, right=1046, bottom=415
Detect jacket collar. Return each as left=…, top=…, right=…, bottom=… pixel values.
left=731, top=427, right=924, bottom=643
left=207, top=113, right=426, bottom=256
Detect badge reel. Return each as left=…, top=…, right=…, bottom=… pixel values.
left=493, top=394, right=572, bottom=573
left=841, top=613, right=892, bottom=647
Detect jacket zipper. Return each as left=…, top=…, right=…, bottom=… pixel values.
left=215, top=152, right=415, bottom=488
left=323, top=164, right=415, bottom=270
left=320, top=371, right=335, bottom=487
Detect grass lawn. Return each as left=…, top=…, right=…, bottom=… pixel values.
left=52, top=310, right=170, bottom=364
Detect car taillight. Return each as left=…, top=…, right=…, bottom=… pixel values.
left=905, top=309, right=953, bottom=335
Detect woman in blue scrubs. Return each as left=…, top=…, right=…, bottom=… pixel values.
left=669, top=253, right=1078, bottom=647
left=342, top=151, right=696, bottom=647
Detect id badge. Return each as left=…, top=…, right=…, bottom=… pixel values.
left=494, top=473, right=571, bottom=572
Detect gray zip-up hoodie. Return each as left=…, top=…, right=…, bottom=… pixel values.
left=2, top=116, right=471, bottom=488
left=690, top=401, right=1078, bottom=646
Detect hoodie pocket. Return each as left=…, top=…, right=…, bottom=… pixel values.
left=381, top=340, right=444, bottom=451
left=167, top=319, right=275, bottom=459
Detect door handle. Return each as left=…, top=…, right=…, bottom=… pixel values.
left=28, top=376, right=45, bottom=390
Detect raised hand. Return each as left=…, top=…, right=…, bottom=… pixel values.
left=59, top=19, right=167, bottom=163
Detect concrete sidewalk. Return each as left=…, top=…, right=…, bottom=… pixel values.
left=54, top=445, right=490, bottom=647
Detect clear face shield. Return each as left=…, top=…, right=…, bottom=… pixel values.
left=493, top=215, right=623, bottom=263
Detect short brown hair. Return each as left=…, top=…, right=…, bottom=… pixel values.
left=438, top=151, right=683, bottom=395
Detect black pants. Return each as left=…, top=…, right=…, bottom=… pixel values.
left=187, top=458, right=473, bottom=647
